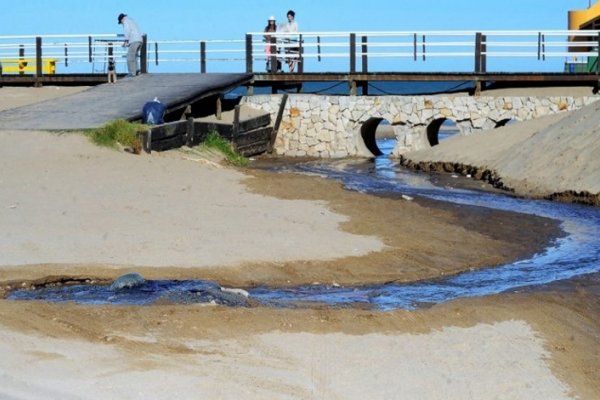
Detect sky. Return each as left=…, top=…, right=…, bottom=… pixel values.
left=0, top=1, right=597, bottom=73
left=1, top=0, right=594, bottom=38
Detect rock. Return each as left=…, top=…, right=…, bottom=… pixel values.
left=110, top=272, right=145, bottom=291
left=221, top=287, right=250, bottom=298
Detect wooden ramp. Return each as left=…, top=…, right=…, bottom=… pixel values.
left=0, top=73, right=252, bottom=130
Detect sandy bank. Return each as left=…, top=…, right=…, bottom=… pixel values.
left=401, top=100, right=600, bottom=204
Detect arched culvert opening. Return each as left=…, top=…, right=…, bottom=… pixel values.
left=361, top=117, right=384, bottom=156
left=495, top=118, right=517, bottom=128
left=427, top=118, right=459, bottom=146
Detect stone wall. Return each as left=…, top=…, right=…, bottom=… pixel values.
left=242, top=94, right=600, bottom=158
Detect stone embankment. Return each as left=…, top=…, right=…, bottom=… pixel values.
left=243, top=94, right=599, bottom=157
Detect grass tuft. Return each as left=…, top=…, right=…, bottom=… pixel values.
left=88, top=120, right=146, bottom=153
left=201, top=131, right=249, bottom=167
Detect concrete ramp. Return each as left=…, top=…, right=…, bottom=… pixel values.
left=0, top=73, right=252, bottom=130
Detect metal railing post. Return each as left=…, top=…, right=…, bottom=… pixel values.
left=200, top=41, right=206, bottom=73
left=64, top=43, right=69, bottom=67
left=140, top=34, right=148, bottom=73
left=245, top=34, right=253, bottom=73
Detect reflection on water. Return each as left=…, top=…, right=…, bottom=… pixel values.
left=9, top=140, right=600, bottom=310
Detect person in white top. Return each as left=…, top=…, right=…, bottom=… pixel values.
left=118, top=13, right=143, bottom=76
left=280, top=10, right=299, bottom=73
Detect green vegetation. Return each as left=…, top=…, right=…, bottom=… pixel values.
left=88, top=119, right=146, bottom=153
left=200, top=131, right=249, bottom=167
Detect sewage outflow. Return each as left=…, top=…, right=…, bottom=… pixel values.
left=8, top=140, right=600, bottom=310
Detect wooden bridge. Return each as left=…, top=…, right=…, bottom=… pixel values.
left=0, top=73, right=252, bottom=130
left=2, top=30, right=600, bottom=94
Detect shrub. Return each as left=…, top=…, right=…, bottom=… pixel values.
left=88, top=120, right=146, bottom=154
left=201, top=131, right=249, bottom=167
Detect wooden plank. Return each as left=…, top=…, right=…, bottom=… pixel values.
left=193, top=113, right=270, bottom=138
left=151, top=134, right=186, bottom=152
left=234, top=126, right=272, bottom=148
left=270, top=93, right=288, bottom=151
left=149, top=120, right=188, bottom=141
left=236, top=142, right=270, bottom=157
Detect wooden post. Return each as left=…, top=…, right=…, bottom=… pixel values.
left=232, top=105, right=241, bottom=138
left=35, top=36, right=42, bottom=87
left=18, top=45, right=25, bottom=75
left=141, top=129, right=152, bottom=153
left=481, top=34, right=487, bottom=73
left=349, top=80, right=357, bottom=96
left=317, top=36, right=322, bottom=62
left=88, top=36, right=92, bottom=63
left=541, top=34, right=546, bottom=61
left=216, top=95, right=222, bottom=120
left=270, top=93, right=288, bottom=152
left=361, top=36, right=368, bottom=73
left=269, top=36, right=277, bottom=73
left=200, top=41, right=206, bottom=73
left=475, top=32, right=482, bottom=73
left=349, top=33, right=356, bottom=73
left=155, top=42, right=159, bottom=66
left=245, top=34, right=253, bottom=73
left=413, top=33, right=417, bottom=61
left=140, top=34, right=148, bottom=74
left=361, top=36, right=369, bottom=95
left=298, top=34, right=304, bottom=73
left=186, top=117, right=195, bottom=146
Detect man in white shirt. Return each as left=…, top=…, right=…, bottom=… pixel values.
left=280, top=10, right=299, bottom=73
left=118, top=13, right=143, bottom=76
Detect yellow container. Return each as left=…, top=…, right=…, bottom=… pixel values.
left=1, top=58, right=56, bottom=74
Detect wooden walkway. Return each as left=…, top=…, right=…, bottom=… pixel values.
left=0, top=73, right=252, bottom=130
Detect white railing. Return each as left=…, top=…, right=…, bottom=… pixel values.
left=0, top=30, right=599, bottom=75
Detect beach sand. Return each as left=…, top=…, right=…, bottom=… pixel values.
left=0, top=86, right=598, bottom=399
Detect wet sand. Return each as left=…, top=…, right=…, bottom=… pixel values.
left=0, top=86, right=598, bottom=399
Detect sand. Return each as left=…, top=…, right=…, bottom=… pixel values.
left=0, top=86, right=598, bottom=399
left=401, top=98, right=600, bottom=202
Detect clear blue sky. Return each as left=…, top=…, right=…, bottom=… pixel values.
left=0, top=1, right=596, bottom=74
left=1, top=0, right=593, bottom=38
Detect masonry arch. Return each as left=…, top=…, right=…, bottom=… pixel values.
left=361, top=117, right=383, bottom=156
left=426, top=118, right=460, bottom=146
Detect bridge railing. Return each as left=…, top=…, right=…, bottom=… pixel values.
left=0, top=34, right=129, bottom=76
left=1, top=30, right=600, bottom=76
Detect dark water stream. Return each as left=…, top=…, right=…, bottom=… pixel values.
left=8, top=139, right=600, bottom=310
